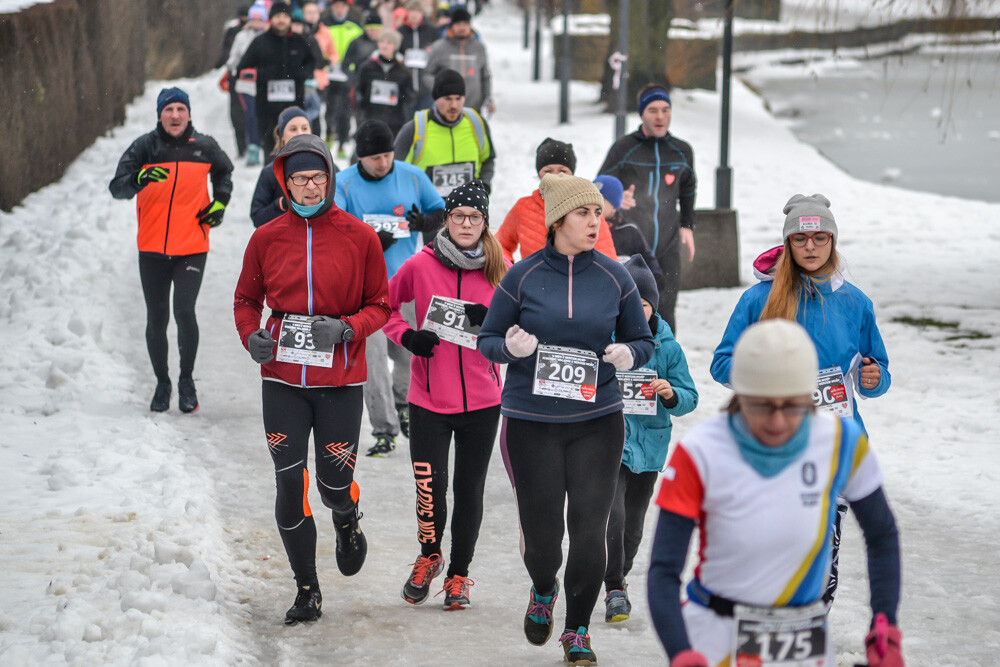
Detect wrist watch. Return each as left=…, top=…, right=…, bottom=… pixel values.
left=342, top=322, right=355, bottom=342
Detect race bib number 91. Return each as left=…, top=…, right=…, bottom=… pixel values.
left=733, top=603, right=829, bottom=667
left=617, top=369, right=658, bottom=415
left=422, top=295, right=479, bottom=350
left=532, top=345, right=599, bottom=403
left=275, top=314, right=334, bottom=367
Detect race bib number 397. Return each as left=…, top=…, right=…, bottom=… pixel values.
left=532, top=345, right=599, bottom=403
left=275, top=314, right=334, bottom=367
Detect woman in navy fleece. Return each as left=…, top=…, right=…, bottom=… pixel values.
left=478, top=173, right=653, bottom=666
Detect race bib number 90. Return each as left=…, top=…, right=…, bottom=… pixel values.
left=812, top=366, right=852, bottom=417
left=532, top=345, right=599, bottom=403
left=733, top=603, right=829, bottom=667
left=275, top=314, right=334, bottom=367
left=422, top=295, right=479, bottom=350
left=617, top=369, right=658, bottom=415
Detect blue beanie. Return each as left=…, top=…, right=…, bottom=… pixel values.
left=284, top=151, right=328, bottom=176
left=624, top=255, right=659, bottom=310
left=593, top=175, right=624, bottom=210
left=277, top=106, right=309, bottom=136
left=638, top=87, right=671, bottom=116
left=157, top=87, right=190, bottom=115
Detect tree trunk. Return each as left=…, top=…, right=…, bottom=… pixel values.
left=602, top=0, right=675, bottom=107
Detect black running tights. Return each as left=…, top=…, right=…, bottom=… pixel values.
left=604, top=464, right=659, bottom=591
left=138, top=252, right=206, bottom=383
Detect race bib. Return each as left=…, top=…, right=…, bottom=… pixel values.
left=533, top=345, right=599, bottom=403
left=733, top=602, right=829, bottom=667
left=430, top=162, right=474, bottom=196
left=422, top=295, right=479, bottom=350
left=617, top=369, right=658, bottom=415
left=267, top=79, right=296, bottom=102
left=404, top=48, right=429, bottom=69
left=448, top=53, right=476, bottom=77
left=235, top=72, right=257, bottom=96
left=274, top=314, right=334, bottom=367
left=329, top=62, right=348, bottom=82
left=370, top=79, right=399, bottom=106
left=363, top=214, right=410, bottom=239
left=812, top=366, right=852, bottom=417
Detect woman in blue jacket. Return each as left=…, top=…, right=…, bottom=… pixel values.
left=604, top=255, right=698, bottom=625
left=711, top=193, right=890, bottom=602
left=478, top=174, right=654, bottom=666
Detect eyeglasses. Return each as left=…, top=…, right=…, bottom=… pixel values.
left=448, top=211, right=485, bottom=226
left=288, top=173, right=330, bottom=186
left=741, top=400, right=814, bottom=418
left=788, top=232, right=832, bottom=247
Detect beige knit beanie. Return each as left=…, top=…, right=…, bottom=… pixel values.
left=539, top=173, right=605, bottom=229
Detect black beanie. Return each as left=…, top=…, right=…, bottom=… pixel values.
left=446, top=180, right=490, bottom=221
left=270, top=2, right=292, bottom=19
left=449, top=6, right=472, bottom=23
left=284, top=151, right=328, bottom=176
left=355, top=120, right=395, bottom=158
left=624, top=255, right=659, bottom=309
left=432, top=69, right=466, bottom=99
left=535, top=137, right=576, bottom=174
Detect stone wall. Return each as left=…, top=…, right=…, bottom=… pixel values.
left=0, top=0, right=238, bottom=211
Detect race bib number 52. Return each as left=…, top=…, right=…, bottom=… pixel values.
left=617, top=369, right=658, bottom=415
left=532, top=345, right=599, bottom=402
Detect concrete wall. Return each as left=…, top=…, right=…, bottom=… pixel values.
left=0, top=0, right=238, bottom=212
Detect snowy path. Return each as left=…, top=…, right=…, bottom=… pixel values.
left=2, top=1, right=999, bottom=665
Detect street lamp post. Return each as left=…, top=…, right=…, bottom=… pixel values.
left=715, top=0, right=734, bottom=209
left=559, top=0, right=570, bottom=123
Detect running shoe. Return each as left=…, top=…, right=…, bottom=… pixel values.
left=440, top=574, right=474, bottom=610
left=604, top=588, right=631, bottom=623
left=523, top=578, right=559, bottom=646
left=559, top=626, right=597, bottom=666
left=334, top=503, right=367, bottom=576
left=246, top=144, right=262, bottom=167
left=284, top=583, right=322, bottom=625
left=366, top=435, right=396, bottom=457
left=401, top=553, right=444, bottom=605
left=397, top=406, right=410, bottom=438
left=150, top=380, right=171, bottom=412
left=178, top=377, right=199, bottom=413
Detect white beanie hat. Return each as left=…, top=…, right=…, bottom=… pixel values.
left=731, top=320, right=818, bottom=397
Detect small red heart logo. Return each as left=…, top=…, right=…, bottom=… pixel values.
left=830, top=384, right=846, bottom=401
left=580, top=384, right=596, bottom=400
left=639, top=384, right=655, bottom=399
left=393, top=205, right=405, bottom=216
left=664, top=174, right=675, bottom=185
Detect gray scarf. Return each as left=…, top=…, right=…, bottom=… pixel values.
left=434, top=229, right=486, bottom=271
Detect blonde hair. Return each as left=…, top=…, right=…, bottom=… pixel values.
left=481, top=225, right=508, bottom=287
left=759, top=237, right=839, bottom=321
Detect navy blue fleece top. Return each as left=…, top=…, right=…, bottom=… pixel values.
left=478, top=243, right=654, bottom=423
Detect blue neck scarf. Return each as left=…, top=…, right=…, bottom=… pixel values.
left=728, top=412, right=811, bottom=478
left=291, top=197, right=326, bottom=218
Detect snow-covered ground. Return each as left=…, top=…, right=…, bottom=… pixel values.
left=1, top=1, right=999, bottom=665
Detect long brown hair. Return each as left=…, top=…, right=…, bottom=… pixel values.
left=759, top=237, right=839, bottom=321
left=481, top=225, right=508, bottom=287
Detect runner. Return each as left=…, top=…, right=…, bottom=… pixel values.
left=383, top=180, right=508, bottom=610
left=355, top=28, right=414, bottom=135
left=649, top=320, right=903, bottom=667
left=108, top=87, right=233, bottom=413
left=323, top=0, right=363, bottom=158
left=711, top=193, right=891, bottom=603
left=593, top=174, right=662, bottom=277
left=495, top=138, right=616, bottom=263
left=234, top=134, right=390, bottom=625
left=603, top=255, right=697, bottom=624
left=478, top=174, right=654, bottom=665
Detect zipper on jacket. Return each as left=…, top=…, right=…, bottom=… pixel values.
left=652, top=143, right=661, bottom=252
left=163, top=160, right=180, bottom=254
left=302, top=220, right=314, bottom=388
left=457, top=270, right=469, bottom=412
left=567, top=255, right=574, bottom=319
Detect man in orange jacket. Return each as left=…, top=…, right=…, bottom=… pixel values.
left=109, top=87, right=233, bottom=414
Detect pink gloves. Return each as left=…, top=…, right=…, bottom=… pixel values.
left=865, top=613, right=904, bottom=667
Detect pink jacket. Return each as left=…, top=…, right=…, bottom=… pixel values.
left=384, top=244, right=503, bottom=414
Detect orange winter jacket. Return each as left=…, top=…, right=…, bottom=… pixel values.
left=496, top=189, right=617, bottom=263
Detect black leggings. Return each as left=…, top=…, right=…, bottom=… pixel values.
left=409, top=403, right=500, bottom=577
left=654, top=235, right=680, bottom=334
left=262, top=381, right=363, bottom=586
left=604, top=464, right=659, bottom=591
left=138, top=252, right=206, bottom=383
left=501, top=411, right=625, bottom=630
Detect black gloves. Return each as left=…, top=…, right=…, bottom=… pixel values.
left=405, top=204, right=427, bottom=232
left=377, top=230, right=396, bottom=252
left=137, top=166, right=170, bottom=188
left=464, top=303, right=488, bottom=327
left=247, top=329, right=275, bottom=364
left=401, top=329, right=440, bottom=358
left=310, top=316, right=350, bottom=348
left=197, top=200, right=226, bottom=227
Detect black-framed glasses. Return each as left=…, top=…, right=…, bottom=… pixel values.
left=288, top=173, right=330, bottom=186
left=788, top=232, right=832, bottom=247
left=741, top=400, right=814, bottom=418
left=448, top=211, right=485, bottom=226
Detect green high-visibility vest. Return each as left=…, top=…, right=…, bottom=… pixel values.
left=405, top=108, right=491, bottom=183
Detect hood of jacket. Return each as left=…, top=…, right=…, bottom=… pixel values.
left=273, top=134, right=337, bottom=219
left=752, top=245, right=845, bottom=292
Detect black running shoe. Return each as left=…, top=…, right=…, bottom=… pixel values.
left=284, top=583, right=322, bottom=625
left=178, top=377, right=199, bottom=413
left=366, top=435, right=396, bottom=457
left=401, top=553, right=444, bottom=605
left=524, top=578, right=559, bottom=646
left=397, top=406, right=410, bottom=438
left=334, top=505, right=367, bottom=576
left=150, top=381, right=171, bottom=412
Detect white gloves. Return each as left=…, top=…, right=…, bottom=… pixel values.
left=505, top=325, right=539, bottom=358
left=602, top=343, right=634, bottom=371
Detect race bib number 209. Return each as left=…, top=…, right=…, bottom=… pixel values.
left=532, top=345, right=599, bottom=403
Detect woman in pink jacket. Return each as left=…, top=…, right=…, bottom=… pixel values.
left=383, top=180, right=509, bottom=611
